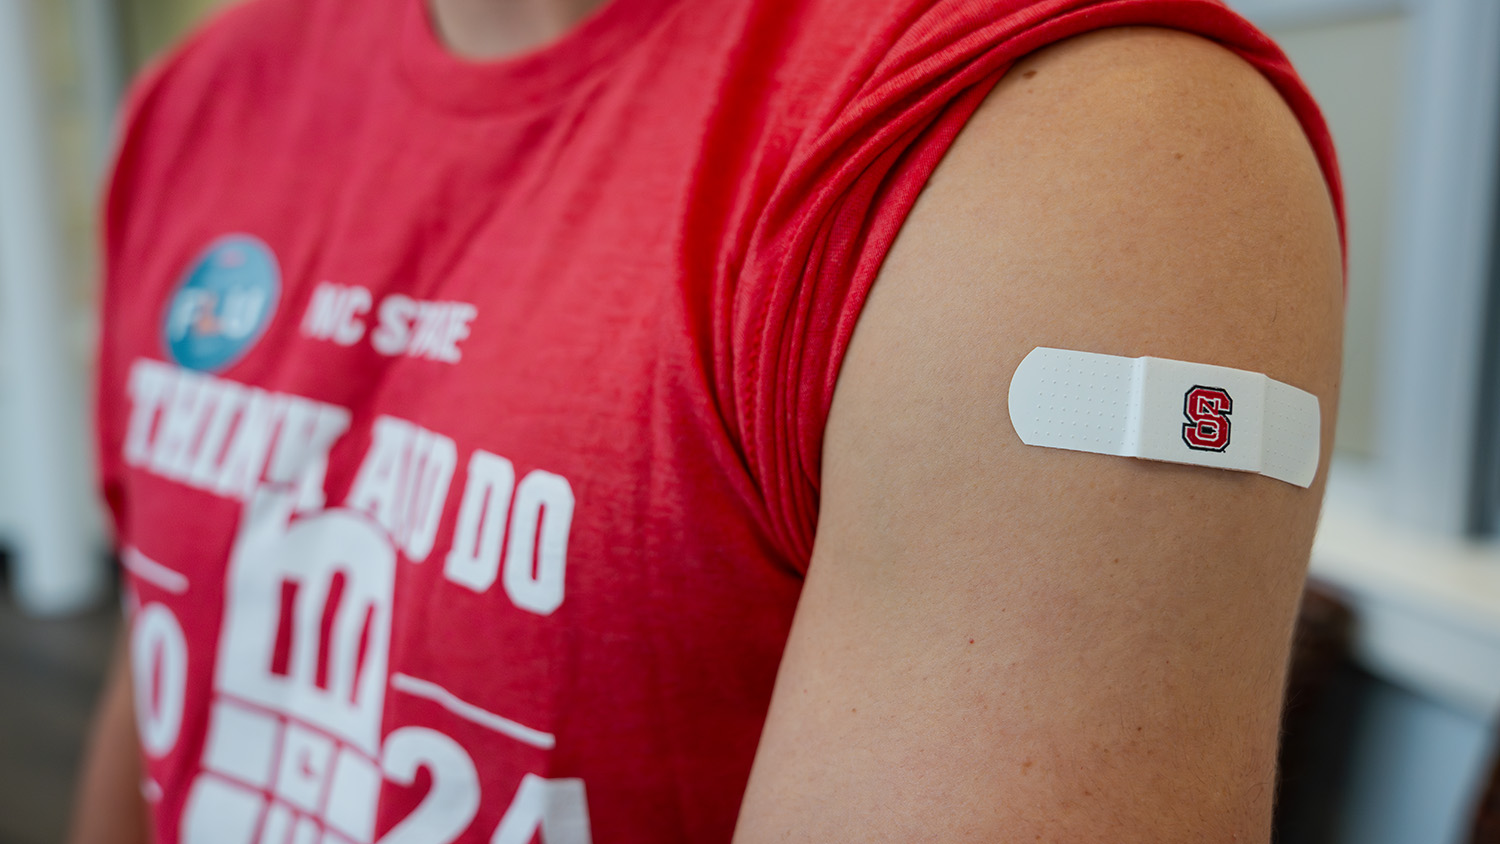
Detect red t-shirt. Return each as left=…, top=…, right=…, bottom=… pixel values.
left=97, top=0, right=1341, bottom=841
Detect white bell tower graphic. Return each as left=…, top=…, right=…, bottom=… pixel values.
left=181, top=487, right=396, bottom=844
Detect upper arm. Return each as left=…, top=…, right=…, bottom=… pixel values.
left=733, top=27, right=1342, bottom=843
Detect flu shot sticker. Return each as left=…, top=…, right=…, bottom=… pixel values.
left=162, top=234, right=281, bottom=372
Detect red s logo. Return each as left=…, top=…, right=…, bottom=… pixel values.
left=1183, top=386, right=1232, bottom=451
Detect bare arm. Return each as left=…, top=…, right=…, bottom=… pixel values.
left=68, top=626, right=149, bottom=844
left=734, top=27, right=1342, bottom=843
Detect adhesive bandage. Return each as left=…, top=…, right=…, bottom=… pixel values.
left=1007, top=347, right=1320, bottom=488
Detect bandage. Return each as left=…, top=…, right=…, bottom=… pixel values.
left=1007, top=347, right=1320, bottom=488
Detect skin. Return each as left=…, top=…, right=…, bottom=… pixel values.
left=426, top=0, right=609, bottom=58
left=73, top=6, right=1343, bottom=843
left=67, top=632, right=148, bottom=844
left=732, top=27, right=1342, bottom=844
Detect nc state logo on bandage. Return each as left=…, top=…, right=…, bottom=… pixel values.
left=1182, top=386, right=1233, bottom=452
left=1007, top=347, right=1320, bottom=488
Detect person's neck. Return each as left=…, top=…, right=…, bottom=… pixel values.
left=427, top=0, right=611, bottom=60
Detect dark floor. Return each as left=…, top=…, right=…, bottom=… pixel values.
left=0, top=570, right=118, bottom=844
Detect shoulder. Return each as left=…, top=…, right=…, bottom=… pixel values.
left=891, top=24, right=1342, bottom=365
left=716, top=3, right=1336, bottom=560
left=850, top=25, right=1343, bottom=464
left=837, top=22, right=1344, bottom=512
left=954, top=25, right=1332, bottom=194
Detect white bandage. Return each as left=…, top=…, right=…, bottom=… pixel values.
left=1007, top=347, right=1320, bottom=488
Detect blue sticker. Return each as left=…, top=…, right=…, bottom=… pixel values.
left=163, top=235, right=281, bottom=372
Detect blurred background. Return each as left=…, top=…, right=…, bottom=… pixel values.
left=0, top=0, right=1497, bottom=841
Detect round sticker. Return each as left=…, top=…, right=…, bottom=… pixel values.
left=162, top=235, right=281, bottom=372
